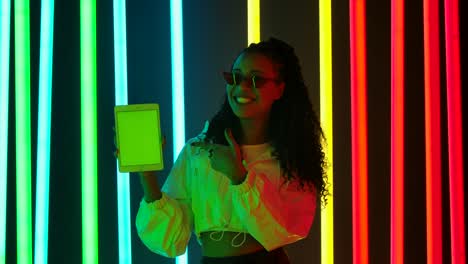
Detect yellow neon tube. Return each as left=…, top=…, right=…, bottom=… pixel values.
left=319, top=0, right=334, bottom=263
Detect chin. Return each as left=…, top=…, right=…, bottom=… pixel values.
left=233, top=110, right=267, bottom=120
left=233, top=111, right=254, bottom=119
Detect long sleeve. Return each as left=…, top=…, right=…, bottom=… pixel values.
left=135, top=194, right=192, bottom=257
left=229, top=168, right=317, bottom=251
left=135, top=142, right=194, bottom=258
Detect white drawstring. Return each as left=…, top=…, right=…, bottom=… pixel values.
left=231, top=232, right=247, bottom=247
left=209, top=230, right=225, bottom=241
left=209, top=230, right=247, bottom=247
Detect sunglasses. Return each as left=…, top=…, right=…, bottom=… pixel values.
left=222, top=71, right=280, bottom=89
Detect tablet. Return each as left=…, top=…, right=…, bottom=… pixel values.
left=114, top=104, right=164, bottom=172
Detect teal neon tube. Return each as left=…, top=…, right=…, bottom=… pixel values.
left=113, top=0, right=132, bottom=262
left=80, top=0, right=99, bottom=263
left=171, top=0, right=186, bottom=158
left=34, top=1, right=54, bottom=263
left=0, top=0, right=11, bottom=263
left=170, top=0, right=187, bottom=263
left=15, top=0, right=33, bottom=263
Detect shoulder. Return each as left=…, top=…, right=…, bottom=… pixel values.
left=180, top=120, right=211, bottom=154
left=185, top=120, right=211, bottom=147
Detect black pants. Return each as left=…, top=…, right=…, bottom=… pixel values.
left=200, top=247, right=290, bottom=264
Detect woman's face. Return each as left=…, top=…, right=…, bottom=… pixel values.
left=226, top=52, right=284, bottom=121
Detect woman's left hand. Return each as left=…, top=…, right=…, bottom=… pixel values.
left=194, top=129, right=247, bottom=184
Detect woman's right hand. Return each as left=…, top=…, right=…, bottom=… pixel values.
left=138, top=135, right=166, bottom=201
left=113, top=126, right=119, bottom=158
left=113, top=125, right=165, bottom=201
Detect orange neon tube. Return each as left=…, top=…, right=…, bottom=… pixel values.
left=444, top=0, right=466, bottom=263
left=423, top=0, right=443, bottom=263
left=390, top=0, right=405, bottom=263
left=350, top=1, right=368, bottom=263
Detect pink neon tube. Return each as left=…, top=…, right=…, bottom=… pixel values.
left=444, top=0, right=466, bottom=263
left=350, top=1, right=369, bottom=263
left=423, top=0, right=443, bottom=263
left=390, top=0, right=405, bottom=263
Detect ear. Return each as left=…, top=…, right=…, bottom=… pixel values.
left=274, top=82, right=285, bottom=100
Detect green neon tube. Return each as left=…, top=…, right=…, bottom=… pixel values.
left=113, top=0, right=132, bottom=262
left=15, top=0, right=32, bottom=263
left=34, top=0, right=54, bottom=263
left=171, top=0, right=187, bottom=263
left=80, top=0, right=98, bottom=263
left=0, top=0, right=10, bottom=263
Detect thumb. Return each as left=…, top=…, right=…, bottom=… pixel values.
left=224, top=128, right=242, bottom=165
left=224, top=128, right=241, bottom=157
left=224, top=128, right=237, bottom=147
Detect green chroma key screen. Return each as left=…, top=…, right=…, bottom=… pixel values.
left=114, top=104, right=164, bottom=172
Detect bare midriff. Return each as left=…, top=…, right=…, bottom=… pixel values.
left=200, top=231, right=265, bottom=257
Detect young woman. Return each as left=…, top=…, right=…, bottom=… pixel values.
left=135, top=38, right=329, bottom=264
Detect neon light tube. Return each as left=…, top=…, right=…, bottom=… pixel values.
left=34, top=0, right=54, bottom=263
left=349, top=1, right=368, bottom=263
left=319, top=1, right=334, bottom=263
left=113, top=0, right=132, bottom=262
left=170, top=0, right=187, bottom=263
left=170, top=0, right=186, bottom=157
left=15, top=0, right=33, bottom=263
left=80, top=0, right=99, bottom=263
left=247, top=0, right=260, bottom=45
left=423, top=1, right=443, bottom=263
left=444, top=0, right=466, bottom=263
left=0, top=0, right=11, bottom=263
left=390, top=0, right=404, bottom=263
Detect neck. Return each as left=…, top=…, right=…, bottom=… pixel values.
left=238, top=118, right=269, bottom=145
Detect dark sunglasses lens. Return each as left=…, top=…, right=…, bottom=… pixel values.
left=223, top=72, right=234, bottom=85
left=253, top=76, right=267, bottom=88
left=233, top=72, right=243, bottom=85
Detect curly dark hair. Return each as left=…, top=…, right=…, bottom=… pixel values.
left=201, top=37, right=329, bottom=206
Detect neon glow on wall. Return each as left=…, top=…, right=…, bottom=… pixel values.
left=349, top=0, right=369, bottom=263
left=34, top=0, right=54, bottom=263
left=15, top=0, right=33, bottom=263
left=319, top=0, right=334, bottom=263
left=390, top=0, right=404, bottom=263
left=0, top=0, right=10, bottom=262
left=444, top=0, right=466, bottom=263
left=80, top=0, right=99, bottom=263
left=113, top=0, right=132, bottom=263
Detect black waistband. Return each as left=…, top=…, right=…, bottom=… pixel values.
left=201, top=247, right=290, bottom=264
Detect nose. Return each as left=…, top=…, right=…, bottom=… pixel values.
left=239, top=80, right=251, bottom=90
left=237, top=76, right=254, bottom=90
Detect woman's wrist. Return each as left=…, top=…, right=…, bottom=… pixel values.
left=138, top=171, right=163, bottom=202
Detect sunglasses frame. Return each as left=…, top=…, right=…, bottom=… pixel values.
left=222, top=71, right=280, bottom=89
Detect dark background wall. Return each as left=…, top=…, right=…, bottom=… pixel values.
left=5, top=0, right=466, bottom=263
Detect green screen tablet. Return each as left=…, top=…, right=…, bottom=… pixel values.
left=114, top=104, right=164, bottom=172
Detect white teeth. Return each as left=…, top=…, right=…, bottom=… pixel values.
left=236, top=97, right=254, bottom=103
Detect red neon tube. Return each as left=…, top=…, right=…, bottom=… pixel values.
left=444, top=0, right=466, bottom=263
left=350, top=1, right=369, bottom=263
left=390, top=0, right=405, bottom=263
left=423, top=0, right=443, bottom=263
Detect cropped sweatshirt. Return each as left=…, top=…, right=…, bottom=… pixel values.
left=136, top=125, right=317, bottom=258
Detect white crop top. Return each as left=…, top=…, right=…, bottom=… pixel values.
left=135, top=123, right=317, bottom=258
